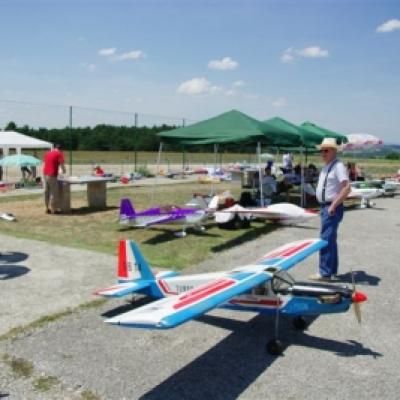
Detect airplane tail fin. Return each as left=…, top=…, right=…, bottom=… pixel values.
left=120, top=198, right=135, bottom=221
left=94, top=240, right=166, bottom=298
left=117, top=240, right=155, bottom=282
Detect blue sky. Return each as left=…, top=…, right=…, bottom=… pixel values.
left=1, top=0, right=399, bottom=143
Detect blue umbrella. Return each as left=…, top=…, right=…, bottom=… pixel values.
left=0, top=154, right=42, bottom=167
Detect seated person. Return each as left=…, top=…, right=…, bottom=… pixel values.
left=93, top=165, right=105, bottom=176
left=262, top=167, right=277, bottom=196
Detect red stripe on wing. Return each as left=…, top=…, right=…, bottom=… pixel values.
left=259, top=240, right=313, bottom=261
left=173, top=279, right=235, bottom=310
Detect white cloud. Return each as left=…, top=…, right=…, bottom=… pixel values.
left=98, top=48, right=116, bottom=56
left=281, top=48, right=294, bottom=63
left=376, top=19, right=400, bottom=33
left=232, top=80, right=244, bottom=87
left=80, top=63, right=96, bottom=72
left=208, top=56, right=238, bottom=70
left=298, top=46, right=329, bottom=58
left=272, top=97, right=287, bottom=107
left=177, top=77, right=222, bottom=95
left=225, top=89, right=236, bottom=97
left=280, top=46, right=329, bottom=62
left=116, top=50, right=146, bottom=61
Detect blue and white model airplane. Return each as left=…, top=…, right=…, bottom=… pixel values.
left=95, top=239, right=367, bottom=355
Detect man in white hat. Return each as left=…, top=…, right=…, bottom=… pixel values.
left=310, top=138, right=350, bottom=281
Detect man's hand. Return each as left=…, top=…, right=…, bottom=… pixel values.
left=328, top=204, right=336, bottom=216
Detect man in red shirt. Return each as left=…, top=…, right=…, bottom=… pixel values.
left=43, top=144, right=66, bottom=214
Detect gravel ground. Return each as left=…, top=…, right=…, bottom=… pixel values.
left=1, top=196, right=400, bottom=399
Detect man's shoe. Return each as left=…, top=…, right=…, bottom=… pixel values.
left=45, top=209, right=51, bottom=214
left=308, top=273, right=332, bottom=282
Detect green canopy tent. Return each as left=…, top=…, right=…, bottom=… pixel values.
left=158, top=109, right=302, bottom=147
left=265, top=117, right=324, bottom=149
left=301, top=121, right=348, bottom=144
left=158, top=110, right=303, bottom=205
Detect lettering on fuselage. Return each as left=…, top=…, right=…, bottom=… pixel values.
left=176, top=285, right=194, bottom=293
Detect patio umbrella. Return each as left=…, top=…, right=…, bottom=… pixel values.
left=0, top=154, right=42, bottom=167
left=301, top=121, right=348, bottom=144
left=343, top=133, right=383, bottom=151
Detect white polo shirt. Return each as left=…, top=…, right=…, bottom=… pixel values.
left=316, top=159, right=348, bottom=203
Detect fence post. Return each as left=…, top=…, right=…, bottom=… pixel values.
left=69, top=105, right=73, bottom=175
left=134, top=112, right=138, bottom=172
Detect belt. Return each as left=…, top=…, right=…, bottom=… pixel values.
left=319, top=202, right=332, bottom=206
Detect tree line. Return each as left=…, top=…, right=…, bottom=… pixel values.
left=4, top=121, right=179, bottom=151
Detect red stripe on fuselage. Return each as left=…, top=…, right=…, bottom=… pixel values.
left=158, top=279, right=178, bottom=295
left=118, top=240, right=128, bottom=278
left=229, top=298, right=282, bottom=306
left=173, top=279, right=235, bottom=310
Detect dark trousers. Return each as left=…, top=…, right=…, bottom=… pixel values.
left=319, top=204, right=344, bottom=277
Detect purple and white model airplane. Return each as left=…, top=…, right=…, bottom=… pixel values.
left=95, top=239, right=367, bottom=355
left=119, top=196, right=219, bottom=237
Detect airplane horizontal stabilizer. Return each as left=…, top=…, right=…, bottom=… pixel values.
left=94, top=280, right=150, bottom=298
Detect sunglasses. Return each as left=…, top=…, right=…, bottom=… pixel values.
left=320, top=149, right=331, bottom=153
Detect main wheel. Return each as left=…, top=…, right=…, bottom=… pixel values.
left=292, top=316, right=307, bottom=331
left=266, top=339, right=283, bottom=356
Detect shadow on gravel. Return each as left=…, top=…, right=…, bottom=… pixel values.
left=101, top=297, right=153, bottom=318
left=211, top=224, right=278, bottom=253
left=140, top=313, right=380, bottom=400
left=336, top=270, right=381, bottom=286
left=143, top=227, right=220, bottom=245
left=0, top=265, right=30, bottom=280
left=0, top=252, right=28, bottom=264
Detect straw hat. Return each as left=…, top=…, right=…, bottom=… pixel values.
left=316, top=137, right=342, bottom=151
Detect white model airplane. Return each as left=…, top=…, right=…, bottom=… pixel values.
left=0, top=212, right=16, bottom=222
left=95, top=239, right=367, bottom=355
left=215, top=203, right=318, bottom=225
left=347, top=183, right=384, bottom=208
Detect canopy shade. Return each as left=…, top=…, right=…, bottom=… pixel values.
left=264, top=117, right=324, bottom=148
left=158, top=110, right=303, bottom=147
left=0, top=130, right=53, bottom=155
left=301, top=122, right=348, bottom=144
left=0, top=154, right=42, bottom=167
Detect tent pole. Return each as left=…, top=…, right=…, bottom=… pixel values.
left=69, top=105, right=73, bottom=175
left=257, top=142, right=263, bottom=206
left=150, top=141, right=163, bottom=205
left=300, top=146, right=305, bottom=207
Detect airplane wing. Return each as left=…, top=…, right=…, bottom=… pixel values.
left=106, top=271, right=272, bottom=328
left=256, top=238, right=326, bottom=271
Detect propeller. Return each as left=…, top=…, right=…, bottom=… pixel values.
left=350, top=269, right=368, bottom=324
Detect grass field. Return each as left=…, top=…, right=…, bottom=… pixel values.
left=0, top=181, right=281, bottom=270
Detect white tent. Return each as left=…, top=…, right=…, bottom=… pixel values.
left=0, top=130, right=53, bottom=156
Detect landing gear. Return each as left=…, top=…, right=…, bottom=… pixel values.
left=194, top=225, right=205, bottom=232
left=292, top=316, right=307, bottom=331
left=174, top=229, right=187, bottom=238
left=266, top=296, right=284, bottom=356
left=266, top=339, right=284, bottom=356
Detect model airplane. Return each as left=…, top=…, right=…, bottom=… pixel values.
left=119, top=196, right=219, bottom=237
left=0, top=212, right=16, bottom=222
left=215, top=203, right=318, bottom=225
left=347, top=183, right=384, bottom=208
left=95, top=239, right=367, bottom=355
